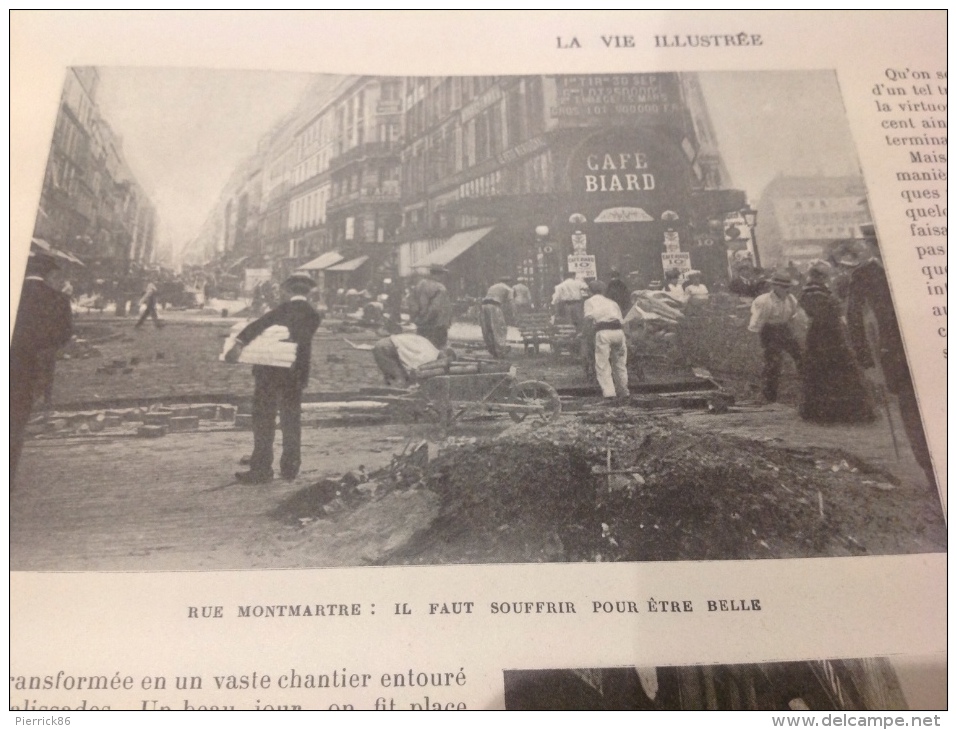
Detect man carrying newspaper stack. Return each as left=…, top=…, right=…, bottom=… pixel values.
left=224, top=273, right=323, bottom=484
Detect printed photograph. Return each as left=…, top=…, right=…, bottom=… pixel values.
left=503, top=657, right=938, bottom=710
left=11, top=69, right=944, bottom=571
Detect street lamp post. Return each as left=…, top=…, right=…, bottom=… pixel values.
left=740, top=205, right=761, bottom=270
left=534, top=225, right=551, bottom=306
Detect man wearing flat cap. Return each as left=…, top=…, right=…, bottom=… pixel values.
left=11, top=253, right=74, bottom=480
left=224, top=273, right=323, bottom=483
left=748, top=271, right=803, bottom=403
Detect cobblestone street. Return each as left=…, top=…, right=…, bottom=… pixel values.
left=12, top=307, right=943, bottom=572
left=51, top=311, right=386, bottom=405
left=49, top=309, right=603, bottom=407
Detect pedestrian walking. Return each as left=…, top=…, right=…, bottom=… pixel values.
left=479, top=277, right=514, bottom=358
left=409, top=265, right=453, bottom=348
left=11, top=253, right=74, bottom=480
left=224, top=273, right=323, bottom=484
left=583, top=279, right=629, bottom=400
left=748, top=271, right=802, bottom=403
left=135, top=281, right=163, bottom=328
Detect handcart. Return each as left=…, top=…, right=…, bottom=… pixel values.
left=384, top=359, right=561, bottom=428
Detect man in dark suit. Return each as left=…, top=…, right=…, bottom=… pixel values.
left=11, top=253, right=74, bottom=480
left=224, top=273, right=323, bottom=484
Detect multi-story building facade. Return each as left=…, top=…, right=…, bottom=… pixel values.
left=394, top=73, right=742, bottom=301
left=33, top=67, right=157, bottom=279
left=203, top=73, right=747, bottom=300
left=755, top=175, right=870, bottom=267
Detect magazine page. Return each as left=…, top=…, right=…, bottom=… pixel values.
left=8, top=11, right=947, bottom=716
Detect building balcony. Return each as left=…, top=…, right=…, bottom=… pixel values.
left=327, top=142, right=398, bottom=175
left=326, top=183, right=401, bottom=215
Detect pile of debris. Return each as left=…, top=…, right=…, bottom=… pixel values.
left=387, top=413, right=923, bottom=564
left=272, top=441, right=433, bottom=526
left=275, top=410, right=941, bottom=565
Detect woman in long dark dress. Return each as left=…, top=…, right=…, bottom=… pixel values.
left=798, top=262, right=875, bottom=424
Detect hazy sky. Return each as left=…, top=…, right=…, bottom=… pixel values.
left=698, top=70, right=862, bottom=200
left=95, top=67, right=313, bottom=254
left=91, top=69, right=861, bottom=259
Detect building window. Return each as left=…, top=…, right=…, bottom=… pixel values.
left=475, top=114, right=489, bottom=162
left=488, top=102, right=503, bottom=157
left=381, top=80, right=399, bottom=101
left=526, top=77, right=545, bottom=136
left=506, top=88, right=526, bottom=147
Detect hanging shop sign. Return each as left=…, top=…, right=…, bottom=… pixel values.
left=661, top=252, right=692, bottom=274
left=567, top=254, right=597, bottom=279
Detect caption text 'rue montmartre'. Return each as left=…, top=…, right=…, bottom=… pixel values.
left=187, top=599, right=762, bottom=619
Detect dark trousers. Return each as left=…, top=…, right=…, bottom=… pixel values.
left=250, top=368, right=304, bottom=478
left=760, top=324, right=802, bottom=402
left=480, top=303, right=508, bottom=359
left=372, top=338, right=408, bottom=386
left=10, top=364, right=37, bottom=482
left=136, top=301, right=161, bottom=327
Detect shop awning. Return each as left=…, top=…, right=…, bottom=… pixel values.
left=298, top=251, right=344, bottom=271
left=326, top=255, right=370, bottom=272
left=412, top=226, right=493, bottom=269
left=31, top=237, right=84, bottom=266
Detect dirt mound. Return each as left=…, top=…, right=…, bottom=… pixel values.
left=387, top=412, right=941, bottom=564
left=398, top=440, right=595, bottom=564
left=271, top=409, right=943, bottom=566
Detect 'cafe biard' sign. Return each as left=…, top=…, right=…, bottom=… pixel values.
left=583, top=152, right=656, bottom=193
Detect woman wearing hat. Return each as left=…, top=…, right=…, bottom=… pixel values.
left=747, top=271, right=802, bottom=403
left=798, top=261, right=874, bottom=424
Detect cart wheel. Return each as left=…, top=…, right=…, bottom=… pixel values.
left=508, top=380, right=562, bottom=423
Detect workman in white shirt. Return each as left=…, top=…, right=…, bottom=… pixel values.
left=583, top=279, right=629, bottom=400
left=372, top=332, right=443, bottom=387
left=748, top=271, right=803, bottom=403
left=551, top=271, right=590, bottom=326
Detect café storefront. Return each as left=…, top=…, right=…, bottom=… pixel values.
left=402, top=73, right=745, bottom=301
